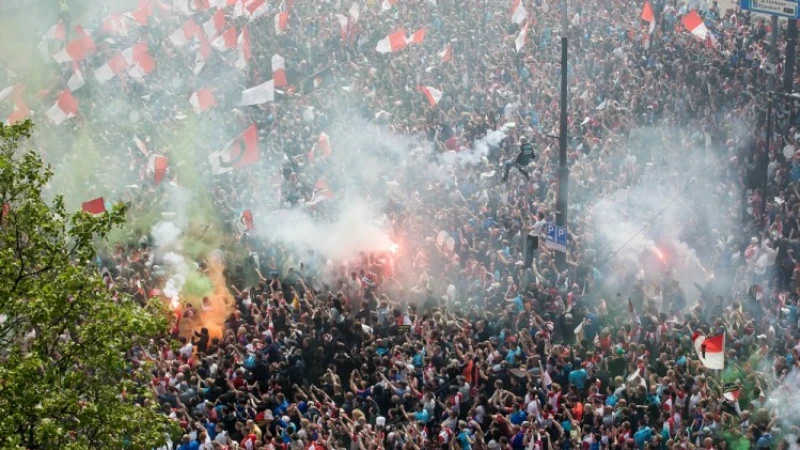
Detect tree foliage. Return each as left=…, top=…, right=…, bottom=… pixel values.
left=0, top=121, right=176, bottom=449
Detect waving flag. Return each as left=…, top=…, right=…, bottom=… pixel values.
left=67, top=63, right=85, bottom=92
left=641, top=1, right=656, bottom=34
left=82, top=197, right=106, bottom=215
left=124, top=6, right=150, bottom=26
left=335, top=14, right=349, bottom=42
left=151, top=155, right=169, bottom=185
left=693, top=332, right=724, bottom=370
left=244, top=0, right=269, bottom=19
left=511, top=0, right=528, bottom=25
left=208, top=124, right=260, bottom=174
left=102, top=13, right=137, bottom=36
left=318, top=132, right=332, bottom=158
left=376, top=30, right=408, bottom=53
left=235, top=27, right=251, bottom=70
left=408, top=28, right=426, bottom=45
left=169, top=18, right=199, bottom=47
left=239, top=80, right=274, bottom=106
left=381, top=0, right=399, bottom=13
left=42, top=22, right=67, bottom=41
left=38, top=22, right=66, bottom=60
left=194, top=31, right=212, bottom=74
left=439, top=43, right=453, bottom=63
left=190, top=89, right=216, bottom=113
left=274, top=11, right=289, bottom=35
left=682, top=10, right=708, bottom=40
left=53, top=35, right=96, bottom=63
left=175, top=0, right=210, bottom=15
left=202, top=8, right=226, bottom=38
left=349, top=1, right=360, bottom=22
left=133, top=136, right=150, bottom=157
left=418, top=85, right=443, bottom=106
left=272, top=54, right=288, bottom=87
left=301, top=66, right=334, bottom=95
left=515, top=21, right=528, bottom=52
left=94, top=53, right=130, bottom=83
left=235, top=210, right=255, bottom=234
left=45, top=89, right=79, bottom=125
left=211, top=27, right=238, bottom=51
left=1, top=85, right=29, bottom=125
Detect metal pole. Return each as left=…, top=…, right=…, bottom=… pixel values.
left=556, top=36, right=569, bottom=270
left=786, top=19, right=798, bottom=93
left=762, top=94, right=772, bottom=220
left=767, top=15, right=778, bottom=92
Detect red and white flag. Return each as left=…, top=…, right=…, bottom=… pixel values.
left=211, top=26, right=238, bottom=51
left=408, top=28, right=426, bottom=45
left=243, top=0, right=269, bottom=19
left=82, top=197, right=106, bottom=215
left=194, top=31, right=212, bottom=75
left=511, top=0, right=528, bottom=25
left=38, top=22, right=67, bottom=59
left=515, top=21, right=528, bottom=52
left=439, top=43, right=453, bottom=63
left=53, top=35, right=96, bottom=63
left=317, top=132, right=332, bottom=158
left=124, top=6, right=151, bottom=26
left=235, top=209, right=255, bottom=233
left=272, top=54, right=288, bottom=87
left=126, top=51, right=157, bottom=80
left=169, top=18, right=200, bottom=47
left=235, top=26, right=251, bottom=70
left=641, top=1, right=656, bottom=34
left=45, top=89, right=79, bottom=125
left=151, top=154, right=168, bottom=185
left=1, top=85, right=29, bottom=125
left=208, top=124, right=260, bottom=174
left=133, top=135, right=150, bottom=157
left=202, top=8, right=226, bottom=38
left=67, top=64, right=85, bottom=92
left=349, top=1, right=360, bottom=23
left=418, top=85, right=442, bottom=106
left=376, top=30, right=408, bottom=53
left=274, top=11, right=289, bottom=35
left=239, top=80, right=274, bottom=106
left=189, top=89, right=216, bottom=113
left=308, top=178, right=333, bottom=205
left=102, top=13, right=136, bottom=36
left=682, top=10, right=708, bottom=40
left=43, top=22, right=67, bottom=41
left=380, top=0, right=399, bottom=13
left=335, top=14, right=349, bottom=42
left=175, top=0, right=210, bottom=15
left=692, top=332, right=724, bottom=370
left=94, top=53, right=130, bottom=83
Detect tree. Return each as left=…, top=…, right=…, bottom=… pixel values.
left=0, top=121, right=176, bottom=449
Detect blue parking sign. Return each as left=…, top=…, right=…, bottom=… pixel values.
left=545, top=222, right=567, bottom=253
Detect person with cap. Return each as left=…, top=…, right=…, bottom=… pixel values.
left=502, top=136, right=536, bottom=182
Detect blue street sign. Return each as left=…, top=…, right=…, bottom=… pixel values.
left=740, top=0, right=800, bottom=19
left=545, top=222, right=567, bottom=253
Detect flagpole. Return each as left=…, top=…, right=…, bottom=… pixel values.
left=556, top=0, right=569, bottom=270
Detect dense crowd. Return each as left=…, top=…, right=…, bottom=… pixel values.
left=5, top=0, right=800, bottom=448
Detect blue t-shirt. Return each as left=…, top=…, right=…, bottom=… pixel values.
left=458, top=431, right=473, bottom=450
left=510, top=410, right=527, bottom=425
left=634, top=427, right=653, bottom=450
left=568, top=368, right=588, bottom=390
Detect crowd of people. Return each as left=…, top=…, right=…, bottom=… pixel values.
left=4, top=0, right=800, bottom=448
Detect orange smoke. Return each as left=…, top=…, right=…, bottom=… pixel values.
left=175, top=259, right=235, bottom=343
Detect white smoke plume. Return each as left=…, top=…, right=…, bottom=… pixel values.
left=151, top=221, right=187, bottom=309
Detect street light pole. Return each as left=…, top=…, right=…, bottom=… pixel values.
left=556, top=0, right=569, bottom=270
